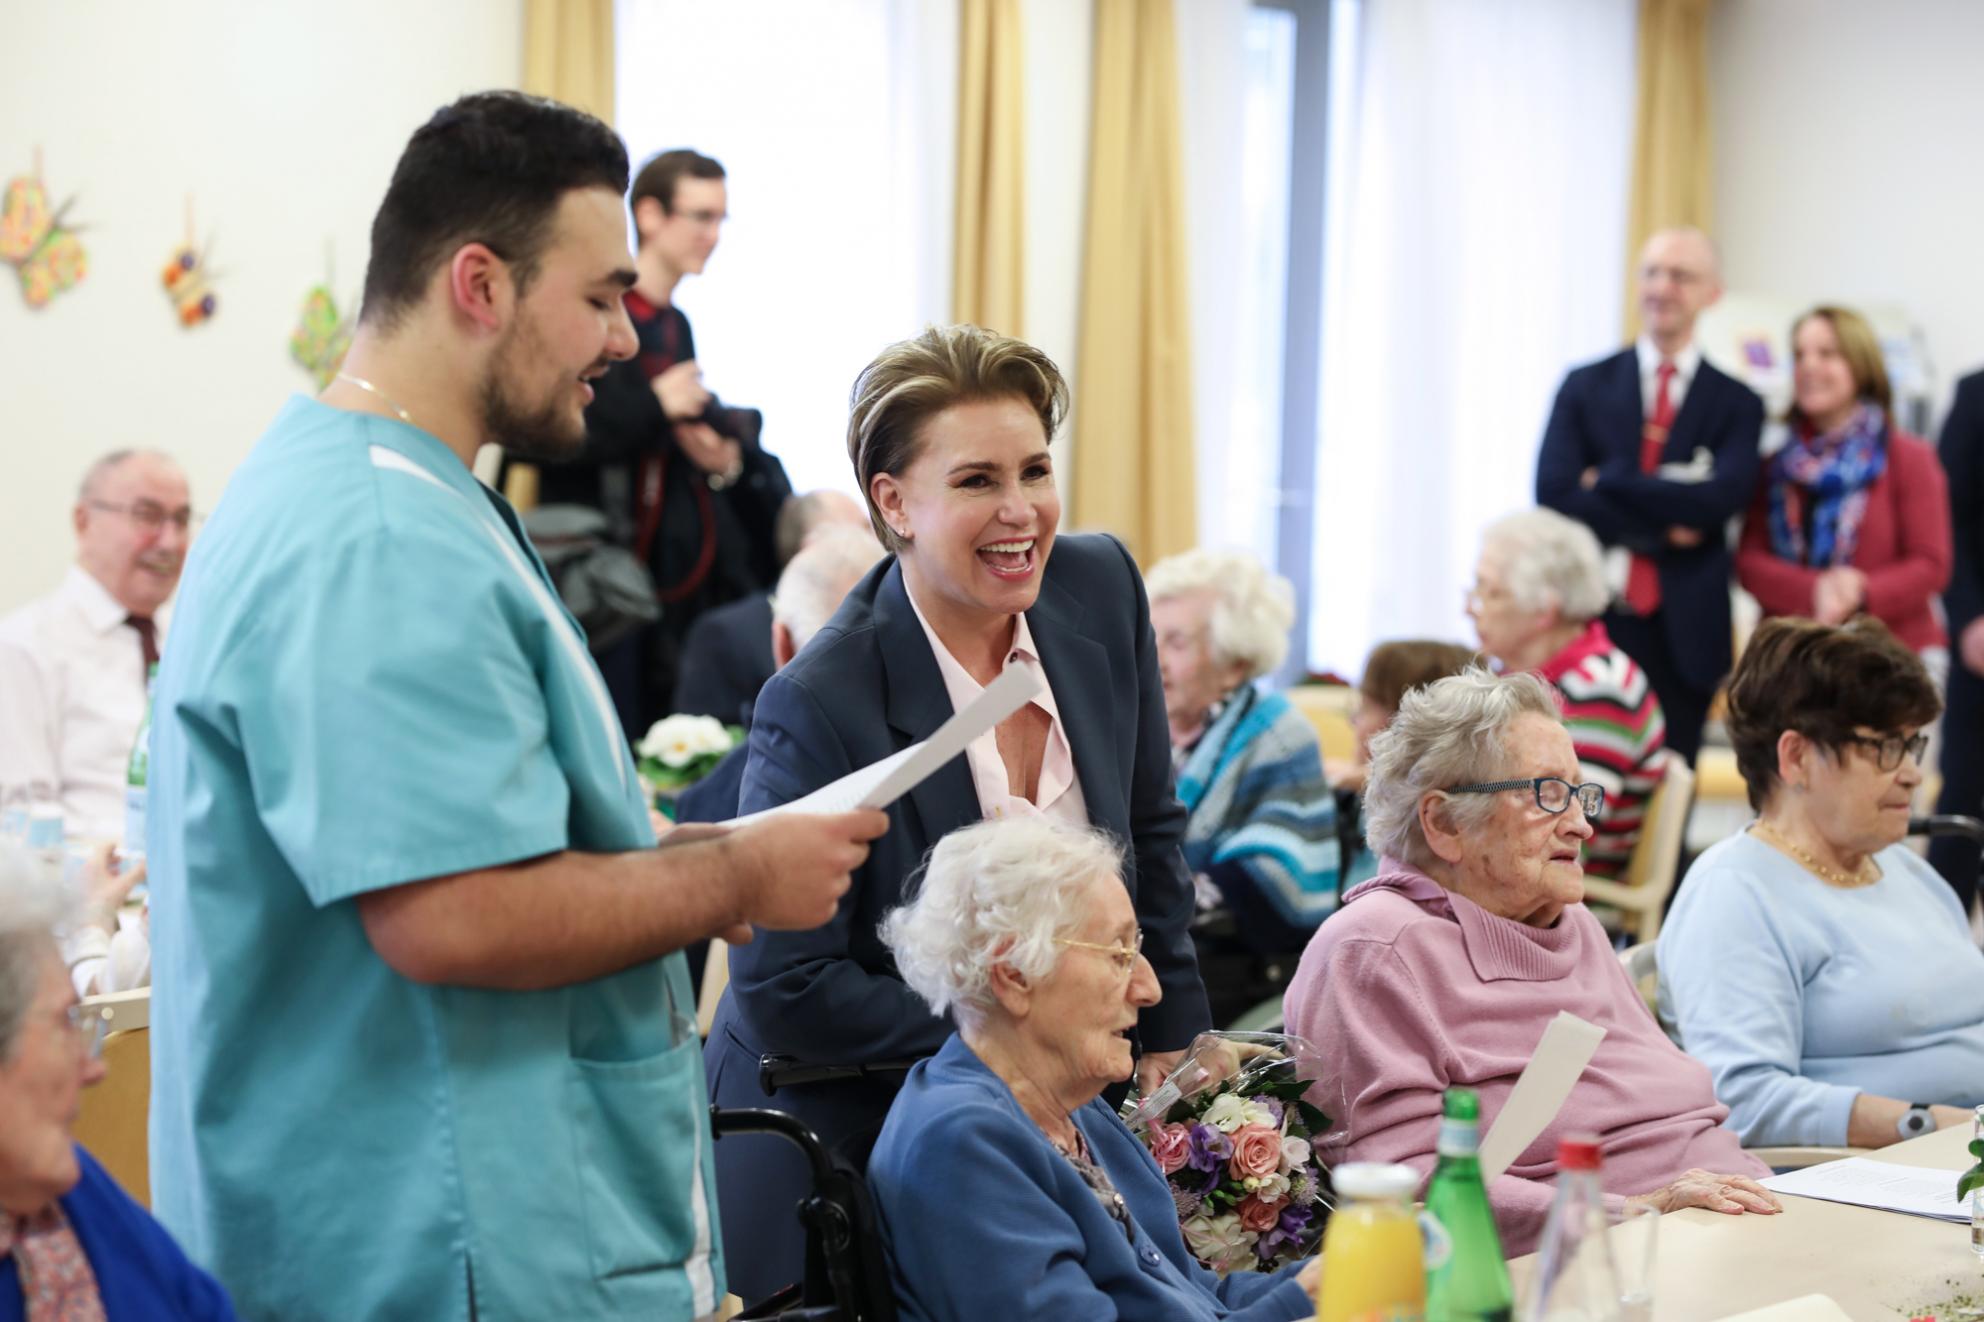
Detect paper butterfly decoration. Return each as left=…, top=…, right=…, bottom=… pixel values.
left=289, top=284, right=354, bottom=388
left=0, top=160, right=88, bottom=309
left=162, top=242, right=218, bottom=326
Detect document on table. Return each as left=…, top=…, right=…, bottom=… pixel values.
left=1714, top=1294, right=1855, bottom=1322
left=727, top=667, right=1042, bottom=826
left=1762, top=1157, right=1971, bottom=1222
left=1477, top=1011, right=1606, bottom=1184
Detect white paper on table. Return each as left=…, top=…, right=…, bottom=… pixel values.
left=727, top=666, right=1043, bottom=826
left=1713, top=1294, right=1855, bottom=1322
left=1761, top=1157, right=1972, bottom=1223
left=1477, top=1011, right=1607, bottom=1185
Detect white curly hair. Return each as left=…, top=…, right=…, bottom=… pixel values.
left=0, top=842, right=73, bottom=1062
left=1480, top=508, right=1610, bottom=623
left=880, top=817, right=1126, bottom=1031
left=1143, top=548, right=1295, bottom=682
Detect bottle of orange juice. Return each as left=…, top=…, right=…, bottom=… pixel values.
left=1314, top=1162, right=1427, bottom=1322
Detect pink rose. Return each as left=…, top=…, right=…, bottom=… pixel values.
left=1147, top=1121, right=1193, bottom=1175
left=1235, top=1192, right=1288, bottom=1233
left=1229, top=1124, right=1283, bottom=1182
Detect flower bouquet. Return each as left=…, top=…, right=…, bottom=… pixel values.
left=635, top=713, right=744, bottom=814
left=1124, top=1030, right=1339, bottom=1275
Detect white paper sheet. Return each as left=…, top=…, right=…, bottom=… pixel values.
left=1477, top=1011, right=1608, bottom=1185
left=1761, top=1157, right=1971, bottom=1223
left=727, top=666, right=1043, bottom=825
left=1714, top=1294, right=1855, bottom=1322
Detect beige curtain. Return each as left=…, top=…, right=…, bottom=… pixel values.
left=953, top=0, right=1026, bottom=334
left=1624, top=0, right=1715, bottom=335
left=1072, top=0, right=1196, bottom=566
left=510, top=0, right=616, bottom=508
left=523, top=0, right=616, bottom=123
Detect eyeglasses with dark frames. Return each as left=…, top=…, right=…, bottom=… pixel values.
left=1841, top=731, right=1930, bottom=773
left=1447, top=776, right=1606, bottom=819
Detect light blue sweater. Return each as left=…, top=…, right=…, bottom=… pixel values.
left=1658, top=830, right=1984, bottom=1146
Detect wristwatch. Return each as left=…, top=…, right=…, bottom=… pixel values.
left=1897, top=1103, right=1935, bottom=1140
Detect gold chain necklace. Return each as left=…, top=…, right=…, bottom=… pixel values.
left=1753, top=819, right=1879, bottom=888
left=334, top=372, right=417, bottom=428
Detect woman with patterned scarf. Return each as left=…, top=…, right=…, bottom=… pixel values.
left=0, top=842, right=237, bottom=1321
left=1737, top=304, right=1952, bottom=659
left=1146, top=551, right=1338, bottom=1021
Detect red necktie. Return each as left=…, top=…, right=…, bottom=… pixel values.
left=126, top=614, right=159, bottom=677
left=1623, top=361, right=1677, bottom=615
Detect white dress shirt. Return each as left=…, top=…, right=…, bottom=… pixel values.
left=904, top=582, right=1089, bottom=825
left=0, top=565, right=166, bottom=840
left=1635, top=335, right=1701, bottom=420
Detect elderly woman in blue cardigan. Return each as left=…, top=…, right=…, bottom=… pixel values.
left=1146, top=550, right=1340, bottom=962
left=868, top=818, right=1320, bottom=1320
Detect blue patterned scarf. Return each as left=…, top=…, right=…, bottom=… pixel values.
left=1766, top=402, right=1888, bottom=567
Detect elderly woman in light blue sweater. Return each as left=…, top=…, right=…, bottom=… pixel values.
left=1659, top=616, right=1984, bottom=1148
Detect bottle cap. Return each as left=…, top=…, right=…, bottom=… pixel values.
left=1443, top=1087, right=1481, bottom=1122
left=1556, top=1135, right=1603, bottom=1171
left=1332, top=1162, right=1421, bottom=1201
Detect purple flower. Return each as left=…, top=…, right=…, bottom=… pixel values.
left=1249, top=1096, right=1285, bottom=1127
left=1258, top=1203, right=1317, bottom=1257
left=1172, top=1182, right=1206, bottom=1220
left=1187, top=1122, right=1234, bottom=1173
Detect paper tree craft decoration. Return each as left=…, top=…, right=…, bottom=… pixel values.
left=1, top=151, right=87, bottom=309
left=162, top=198, right=219, bottom=327
left=290, top=283, right=354, bottom=388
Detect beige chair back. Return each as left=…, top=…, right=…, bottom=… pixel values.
left=1285, top=685, right=1358, bottom=765
left=71, top=988, right=152, bottom=1209
left=1581, top=751, right=1695, bottom=941
left=698, top=938, right=730, bottom=1038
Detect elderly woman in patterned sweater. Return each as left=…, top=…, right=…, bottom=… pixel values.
left=1147, top=550, right=1340, bottom=972
left=1467, top=508, right=1666, bottom=878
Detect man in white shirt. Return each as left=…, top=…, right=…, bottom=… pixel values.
left=0, top=449, right=192, bottom=840
left=1534, top=228, right=1766, bottom=762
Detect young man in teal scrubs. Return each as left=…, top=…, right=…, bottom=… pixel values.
left=144, top=92, right=886, bottom=1321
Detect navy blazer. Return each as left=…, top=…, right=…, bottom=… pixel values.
left=868, top=1036, right=1313, bottom=1322
left=1940, top=370, right=1984, bottom=635
left=671, top=589, right=775, bottom=724
left=1535, top=347, right=1764, bottom=691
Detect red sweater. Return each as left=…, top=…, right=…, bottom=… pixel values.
left=1736, top=429, right=1952, bottom=650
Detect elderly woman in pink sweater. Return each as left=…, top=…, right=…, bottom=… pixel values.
left=1284, top=668, right=1778, bottom=1254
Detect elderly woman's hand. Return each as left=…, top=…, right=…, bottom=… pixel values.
left=1629, top=1169, right=1782, bottom=1216
left=1297, top=1255, right=1323, bottom=1298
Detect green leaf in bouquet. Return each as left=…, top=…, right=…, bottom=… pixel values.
left=1295, top=1100, right=1332, bottom=1138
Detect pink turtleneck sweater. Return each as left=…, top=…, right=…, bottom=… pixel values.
left=1284, top=861, right=1763, bottom=1255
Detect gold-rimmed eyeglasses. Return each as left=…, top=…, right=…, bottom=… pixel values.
left=1053, top=929, right=1145, bottom=975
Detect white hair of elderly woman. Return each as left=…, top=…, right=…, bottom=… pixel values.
left=771, top=525, right=884, bottom=651
left=1481, top=508, right=1610, bottom=622
left=0, top=841, right=73, bottom=1061
left=880, top=817, right=1125, bottom=1031
left=1362, top=667, right=1563, bottom=869
left=1143, top=548, right=1296, bottom=682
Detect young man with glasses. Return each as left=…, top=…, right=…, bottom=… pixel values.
left=0, top=449, right=192, bottom=841
left=512, top=146, right=794, bottom=739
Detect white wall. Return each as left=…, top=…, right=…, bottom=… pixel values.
left=0, top=0, right=521, bottom=612
left=1711, top=0, right=1984, bottom=429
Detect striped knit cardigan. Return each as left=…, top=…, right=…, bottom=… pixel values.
left=1175, top=685, right=1341, bottom=955
left=1535, top=620, right=1666, bottom=879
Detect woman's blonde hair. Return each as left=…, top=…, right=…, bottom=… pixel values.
left=1787, top=305, right=1892, bottom=429
left=846, top=325, right=1069, bottom=552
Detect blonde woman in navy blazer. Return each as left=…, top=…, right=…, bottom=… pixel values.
left=704, top=325, right=1210, bottom=1301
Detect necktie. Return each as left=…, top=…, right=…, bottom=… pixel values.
left=1623, top=361, right=1678, bottom=615
left=126, top=614, right=158, bottom=678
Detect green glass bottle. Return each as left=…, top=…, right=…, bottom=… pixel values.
left=1425, top=1087, right=1515, bottom=1322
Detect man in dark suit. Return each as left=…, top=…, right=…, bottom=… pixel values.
left=1536, top=227, right=1765, bottom=762
left=1932, top=368, right=1984, bottom=920
left=670, top=490, right=870, bottom=723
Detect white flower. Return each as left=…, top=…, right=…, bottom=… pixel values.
left=1240, top=1100, right=1277, bottom=1130
left=1181, top=1212, right=1259, bottom=1276
left=1246, top=1172, right=1291, bottom=1201
left=1203, top=1094, right=1251, bottom=1134
left=1280, top=1135, right=1312, bottom=1170
left=639, top=714, right=733, bottom=767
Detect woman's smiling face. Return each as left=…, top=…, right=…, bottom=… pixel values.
left=873, top=395, right=1060, bottom=631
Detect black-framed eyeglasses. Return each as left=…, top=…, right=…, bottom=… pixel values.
left=1842, top=731, right=1930, bottom=773
left=1448, top=776, right=1606, bottom=819
left=88, top=499, right=198, bottom=534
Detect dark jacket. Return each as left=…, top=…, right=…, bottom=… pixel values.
left=1536, top=347, right=1764, bottom=691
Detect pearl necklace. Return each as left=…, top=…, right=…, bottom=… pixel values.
left=1753, top=819, right=1879, bottom=888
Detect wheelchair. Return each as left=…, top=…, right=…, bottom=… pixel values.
left=711, top=1054, right=915, bottom=1321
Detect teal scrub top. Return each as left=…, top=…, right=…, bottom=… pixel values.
left=147, top=397, right=724, bottom=1320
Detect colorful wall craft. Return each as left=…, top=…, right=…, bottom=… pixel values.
left=1, top=151, right=87, bottom=309
left=290, top=284, right=353, bottom=388
left=162, top=197, right=219, bottom=327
